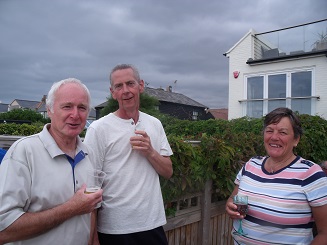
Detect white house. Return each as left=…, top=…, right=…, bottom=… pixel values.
left=224, top=19, right=327, bottom=120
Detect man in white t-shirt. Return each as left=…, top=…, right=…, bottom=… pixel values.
left=84, top=64, right=173, bottom=245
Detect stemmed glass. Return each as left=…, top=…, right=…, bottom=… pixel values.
left=233, top=195, right=248, bottom=236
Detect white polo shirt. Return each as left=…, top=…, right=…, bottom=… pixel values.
left=0, top=124, right=93, bottom=245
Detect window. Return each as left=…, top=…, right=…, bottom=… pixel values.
left=246, top=76, right=263, bottom=118
left=244, top=69, right=314, bottom=118
left=267, top=74, right=286, bottom=112
left=192, top=111, right=198, bottom=120
left=291, top=71, right=312, bottom=114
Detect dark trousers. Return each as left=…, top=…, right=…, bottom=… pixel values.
left=98, top=226, right=168, bottom=245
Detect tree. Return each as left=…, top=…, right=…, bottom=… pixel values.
left=100, top=93, right=161, bottom=118
left=0, top=109, right=49, bottom=124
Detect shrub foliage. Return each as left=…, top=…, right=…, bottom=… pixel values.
left=1, top=111, right=327, bottom=204
left=0, top=109, right=49, bottom=124
left=160, top=114, right=327, bottom=202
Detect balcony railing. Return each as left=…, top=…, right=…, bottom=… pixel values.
left=252, top=18, right=327, bottom=61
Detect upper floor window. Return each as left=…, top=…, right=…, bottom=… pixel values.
left=244, top=69, right=314, bottom=118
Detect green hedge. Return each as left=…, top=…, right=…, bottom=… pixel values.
left=160, top=114, right=327, bottom=203
left=0, top=123, right=43, bottom=136
left=1, top=114, right=327, bottom=204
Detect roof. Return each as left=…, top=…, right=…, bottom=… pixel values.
left=95, top=101, right=108, bottom=109
left=207, top=108, right=228, bottom=120
left=35, top=101, right=47, bottom=112
left=95, top=87, right=208, bottom=109
left=144, top=87, right=207, bottom=108
left=0, top=103, right=9, bottom=113
left=12, top=99, right=40, bottom=109
left=89, top=108, right=96, bottom=118
left=224, top=29, right=255, bottom=57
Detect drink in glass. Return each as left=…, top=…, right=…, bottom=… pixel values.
left=85, top=186, right=100, bottom=194
left=235, top=202, right=248, bottom=216
left=233, top=195, right=248, bottom=236
left=85, top=169, right=106, bottom=208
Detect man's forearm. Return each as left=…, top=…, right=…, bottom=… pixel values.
left=0, top=200, right=76, bottom=243
left=147, top=153, right=173, bottom=179
left=89, top=210, right=99, bottom=245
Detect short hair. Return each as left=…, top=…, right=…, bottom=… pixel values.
left=109, top=64, right=140, bottom=86
left=46, top=78, right=91, bottom=113
left=264, top=107, right=303, bottom=139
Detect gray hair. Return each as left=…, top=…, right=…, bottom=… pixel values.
left=109, top=64, right=140, bottom=86
left=46, top=78, right=91, bottom=113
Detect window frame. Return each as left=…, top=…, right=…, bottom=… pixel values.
left=241, top=67, right=317, bottom=117
left=192, top=111, right=199, bottom=120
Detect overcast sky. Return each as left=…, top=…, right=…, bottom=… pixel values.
left=1, top=0, right=326, bottom=109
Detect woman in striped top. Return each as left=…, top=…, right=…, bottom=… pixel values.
left=225, top=107, right=327, bottom=245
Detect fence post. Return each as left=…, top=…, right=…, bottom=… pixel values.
left=198, top=178, right=212, bottom=245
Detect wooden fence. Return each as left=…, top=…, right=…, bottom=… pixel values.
left=164, top=200, right=233, bottom=245
left=164, top=181, right=233, bottom=245
left=0, top=135, right=22, bottom=150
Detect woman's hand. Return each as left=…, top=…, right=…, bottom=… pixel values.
left=226, top=186, right=246, bottom=220
left=226, top=196, right=246, bottom=220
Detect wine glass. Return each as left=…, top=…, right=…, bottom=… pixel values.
left=233, top=195, right=248, bottom=236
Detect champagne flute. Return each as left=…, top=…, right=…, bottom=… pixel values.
left=233, top=195, right=248, bottom=236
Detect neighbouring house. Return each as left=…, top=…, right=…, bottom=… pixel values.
left=95, top=86, right=215, bottom=120
left=9, top=99, right=42, bottom=111
left=8, top=96, right=48, bottom=118
left=224, top=19, right=327, bottom=120
left=207, top=108, right=228, bottom=120
left=85, top=108, right=96, bottom=128
left=6, top=96, right=96, bottom=123
left=0, top=103, right=9, bottom=113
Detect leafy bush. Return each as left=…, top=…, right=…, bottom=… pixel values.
left=2, top=112, right=327, bottom=204
left=161, top=114, right=327, bottom=203
left=296, top=114, right=327, bottom=163
left=161, top=136, right=202, bottom=201
left=0, top=123, right=42, bottom=136
left=0, top=109, right=49, bottom=124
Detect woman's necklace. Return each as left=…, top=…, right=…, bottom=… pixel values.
left=268, top=154, right=294, bottom=173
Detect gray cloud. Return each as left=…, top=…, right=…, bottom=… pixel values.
left=1, top=0, right=326, bottom=109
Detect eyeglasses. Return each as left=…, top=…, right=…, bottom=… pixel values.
left=112, top=81, right=138, bottom=91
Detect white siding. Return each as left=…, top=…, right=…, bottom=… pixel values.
left=227, top=32, right=253, bottom=119
left=10, top=100, right=19, bottom=107
left=315, top=57, right=327, bottom=118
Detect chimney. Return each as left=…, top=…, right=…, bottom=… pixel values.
left=41, top=95, right=47, bottom=102
left=166, top=86, right=172, bottom=92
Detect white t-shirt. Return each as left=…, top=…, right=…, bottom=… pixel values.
left=84, top=112, right=173, bottom=234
